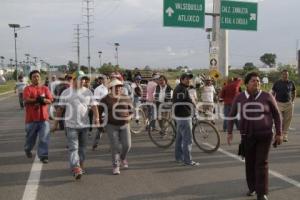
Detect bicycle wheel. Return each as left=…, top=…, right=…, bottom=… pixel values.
left=130, top=108, right=147, bottom=135
left=193, top=120, right=220, bottom=153
left=148, top=119, right=176, bottom=148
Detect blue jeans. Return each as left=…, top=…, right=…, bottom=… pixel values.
left=133, top=96, right=140, bottom=108
left=223, top=104, right=239, bottom=131
left=175, top=119, right=193, bottom=164
left=24, top=121, right=50, bottom=159
left=106, top=124, right=131, bottom=167
left=66, top=128, right=88, bottom=169
left=148, top=104, right=156, bottom=129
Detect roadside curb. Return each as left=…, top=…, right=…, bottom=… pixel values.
left=0, top=90, right=14, bottom=96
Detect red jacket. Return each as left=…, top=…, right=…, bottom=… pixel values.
left=23, top=85, right=53, bottom=123
left=220, top=79, right=242, bottom=105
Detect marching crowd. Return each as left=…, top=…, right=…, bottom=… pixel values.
left=15, top=69, right=296, bottom=200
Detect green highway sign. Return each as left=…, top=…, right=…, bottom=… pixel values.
left=163, top=0, right=205, bottom=28
left=220, top=0, right=258, bottom=31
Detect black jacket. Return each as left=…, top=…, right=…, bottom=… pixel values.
left=172, top=83, right=193, bottom=118
left=154, top=85, right=173, bottom=103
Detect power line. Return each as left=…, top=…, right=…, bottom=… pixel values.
left=82, top=0, right=94, bottom=76
left=73, top=24, right=82, bottom=73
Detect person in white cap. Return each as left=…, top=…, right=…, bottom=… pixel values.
left=98, top=79, right=133, bottom=175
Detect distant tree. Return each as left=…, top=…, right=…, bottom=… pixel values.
left=98, top=62, right=121, bottom=75
left=144, top=65, right=151, bottom=70
left=67, top=61, right=78, bottom=73
left=12, top=69, right=17, bottom=80
left=176, top=66, right=183, bottom=70
left=243, top=62, right=258, bottom=72
left=58, top=65, right=67, bottom=72
left=244, top=62, right=255, bottom=68
left=80, top=66, right=89, bottom=74
left=260, top=53, right=277, bottom=68
left=167, top=68, right=176, bottom=72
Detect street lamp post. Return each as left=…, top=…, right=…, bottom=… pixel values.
left=114, top=43, right=120, bottom=66
left=9, top=59, right=13, bottom=71
left=8, top=24, right=20, bottom=78
left=0, top=56, right=5, bottom=69
left=8, top=24, right=30, bottom=79
left=98, top=51, right=102, bottom=68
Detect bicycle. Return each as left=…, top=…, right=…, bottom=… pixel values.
left=148, top=110, right=220, bottom=153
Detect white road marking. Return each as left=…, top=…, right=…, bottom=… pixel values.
left=21, top=155, right=43, bottom=200
left=206, top=143, right=300, bottom=188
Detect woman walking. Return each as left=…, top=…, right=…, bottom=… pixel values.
left=227, top=72, right=283, bottom=200
left=98, top=79, right=133, bottom=175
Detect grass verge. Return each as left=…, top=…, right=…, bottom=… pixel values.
left=0, top=80, right=16, bottom=94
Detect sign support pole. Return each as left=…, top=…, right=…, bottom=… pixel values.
left=212, top=0, right=228, bottom=77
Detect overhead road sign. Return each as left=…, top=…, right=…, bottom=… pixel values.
left=220, top=0, right=258, bottom=31
left=163, top=0, right=205, bottom=28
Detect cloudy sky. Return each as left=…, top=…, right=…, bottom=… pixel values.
left=0, top=0, right=299, bottom=69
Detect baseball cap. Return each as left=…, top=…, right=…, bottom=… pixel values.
left=108, top=79, right=124, bottom=88
left=72, top=70, right=85, bottom=80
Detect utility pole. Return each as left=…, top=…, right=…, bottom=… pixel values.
left=0, top=56, right=4, bottom=69
left=98, top=51, right=102, bottom=68
left=8, top=24, right=30, bottom=79
left=73, top=24, right=81, bottom=73
left=296, top=39, right=299, bottom=65
left=114, top=43, right=120, bottom=66
left=9, top=59, right=13, bottom=71
left=211, top=0, right=228, bottom=77
left=83, top=0, right=94, bottom=77
left=298, top=50, right=300, bottom=79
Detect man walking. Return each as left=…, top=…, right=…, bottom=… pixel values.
left=52, top=71, right=100, bottom=180
left=219, top=77, right=242, bottom=132
left=173, top=73, right=199, bottom=166
left=92, top=75, right=108, bottom=150
left=23, top=70, right=53, bottom=163
left=272, top=70, right=296, bottom=142
left=15, top=75, right=27, bottom=109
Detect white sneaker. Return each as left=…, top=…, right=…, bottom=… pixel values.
left=112, top=167, right=120, bottom=175
left=121, top=159, right=129, bottom=169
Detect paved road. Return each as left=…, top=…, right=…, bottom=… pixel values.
left=0, top=95, right=300, bottom=200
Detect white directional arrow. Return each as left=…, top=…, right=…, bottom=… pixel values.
left=165, top=7, right=174, bottom=17
left=250, top=13, right=257, bottom=21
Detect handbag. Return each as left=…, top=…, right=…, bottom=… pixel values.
left=238, top=139, right=246, bottom=159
